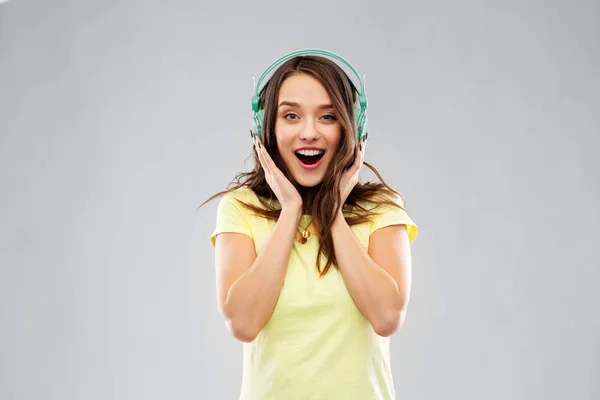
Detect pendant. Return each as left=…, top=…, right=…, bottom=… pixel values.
left=297, top=229, right=310, bottom=244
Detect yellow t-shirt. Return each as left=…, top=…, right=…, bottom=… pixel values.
left=210, top=186, right=418, bottom=400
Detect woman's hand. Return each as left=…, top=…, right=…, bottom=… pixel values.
left=253, top=132, right=303, bottom=213
left=338, top=135, right=367, bottom=212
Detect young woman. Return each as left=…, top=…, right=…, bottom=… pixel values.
left=201, top=49, right=418, bottom=400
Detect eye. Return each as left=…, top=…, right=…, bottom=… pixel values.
left=284, top=113, right=299, bottom=120
left=322, top=114, right=337, bottom=121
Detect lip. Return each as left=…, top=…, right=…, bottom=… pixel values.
left=294, top=147, right=326, bottom=171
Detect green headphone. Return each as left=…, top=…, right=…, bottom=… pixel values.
left=251, top=48, right=368, bottom=141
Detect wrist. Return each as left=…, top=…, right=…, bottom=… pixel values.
left=332, top=209, right=346, bottom=228
left=281, top=205, right=303, bottom=222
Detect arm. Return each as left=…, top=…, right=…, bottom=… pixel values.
left=330, top=209, right=413, bottom=337
left=215, top=207, right=302, bottom=342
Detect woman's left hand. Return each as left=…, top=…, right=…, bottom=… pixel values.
left=338, top=135, right=366, bottom=212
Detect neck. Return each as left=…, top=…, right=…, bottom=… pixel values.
left=298, top=184, right=322, bottom=215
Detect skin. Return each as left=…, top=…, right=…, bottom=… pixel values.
left=214, top=72, right=413, bottom=341
left=274, top=73, right=342, bottom=188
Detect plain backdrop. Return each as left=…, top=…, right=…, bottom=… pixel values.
left=1, top=0, right=599, bottom=399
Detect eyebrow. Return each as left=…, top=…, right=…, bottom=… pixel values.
left=278, top=101, right=334, bottom=110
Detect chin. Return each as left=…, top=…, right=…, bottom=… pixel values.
left=290, top=163, right=328, bottom=188
left=294, top=176, right=324, bottom=188
left=287, top=154, right=329, bottom=188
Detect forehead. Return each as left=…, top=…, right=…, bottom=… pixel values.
left=278, top=73, right=331, bottom=104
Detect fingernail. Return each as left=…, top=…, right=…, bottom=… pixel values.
left=359, top=143, right=362, bottom=151
left=365, top=132, right=368, bottom=141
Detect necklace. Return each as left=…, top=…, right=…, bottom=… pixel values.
left=297, top=218, right=313, bottom=244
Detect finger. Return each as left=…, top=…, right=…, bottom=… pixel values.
left=353, top=141, right=363, bottom=171
left=259, top=139, right=276, bottom=169
left=254, top=133, right=271, bottom=175
left=258, top=138, right=282, bottom=178
left=344, top=145, right=362, bottom=182
left=360, top=138, right=366, bottom=164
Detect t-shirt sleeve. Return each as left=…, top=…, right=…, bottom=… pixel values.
left=369, top=197, right=419, bottom=245
left=210, top=192, right=253, bottom=247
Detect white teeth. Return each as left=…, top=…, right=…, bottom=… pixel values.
left=296, top=149, right=324, bottom=156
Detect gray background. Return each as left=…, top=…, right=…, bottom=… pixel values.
left=1, top=0, right=598, bottom=399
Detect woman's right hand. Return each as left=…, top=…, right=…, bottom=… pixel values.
left=253, top=132, right=303, bottom=213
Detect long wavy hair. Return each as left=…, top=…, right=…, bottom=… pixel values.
left=199, top=55, right=406, bottom=277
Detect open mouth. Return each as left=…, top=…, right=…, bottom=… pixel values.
left=294, top=150, right=325, bottom=166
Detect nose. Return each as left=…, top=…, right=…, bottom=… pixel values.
left=299, top=119, right=319, bottom=141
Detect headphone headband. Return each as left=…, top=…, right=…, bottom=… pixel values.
left=253, top=48, right=365, bottom=101
left=251, top=48, right=368, bottom=141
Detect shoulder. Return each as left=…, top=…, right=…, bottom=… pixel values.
left=225, top=185, right=256, bottom=200
left=219, top=186, right=259, bottom=209
left=355, top=192, right=418, bottom=244
left=354, top=192, right=406, bottom=216
left=212, top=187, right=259, bottom=225
left=211, top=186, right=258, bottom=247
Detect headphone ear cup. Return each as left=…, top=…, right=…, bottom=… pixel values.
left=253, top=109, right=265, bottom=139
left=354, top=107, right=366, bottom=141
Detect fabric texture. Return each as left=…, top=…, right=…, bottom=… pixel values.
left=210, top=186, right=418, bottom=400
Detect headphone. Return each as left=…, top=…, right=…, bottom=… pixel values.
left=251, top=48, right=368, bottom=141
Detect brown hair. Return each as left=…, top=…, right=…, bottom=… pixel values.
left=198, top=55, right=406, bottom=277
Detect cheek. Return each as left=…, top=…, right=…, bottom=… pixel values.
left=326, top=127, right=343, bottom=148
left=275, top=120, right=295, bottom=137
left=274, top=127, right=295, bottom=149
left=273, top=134, right=292, bottom=162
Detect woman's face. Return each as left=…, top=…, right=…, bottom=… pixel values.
left=273, top=73, right=343, bottom=187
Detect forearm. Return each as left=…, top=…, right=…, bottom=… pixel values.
left=331, top=211, right=406, bottom=336
left=225, top=207, right=301, bottom=340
